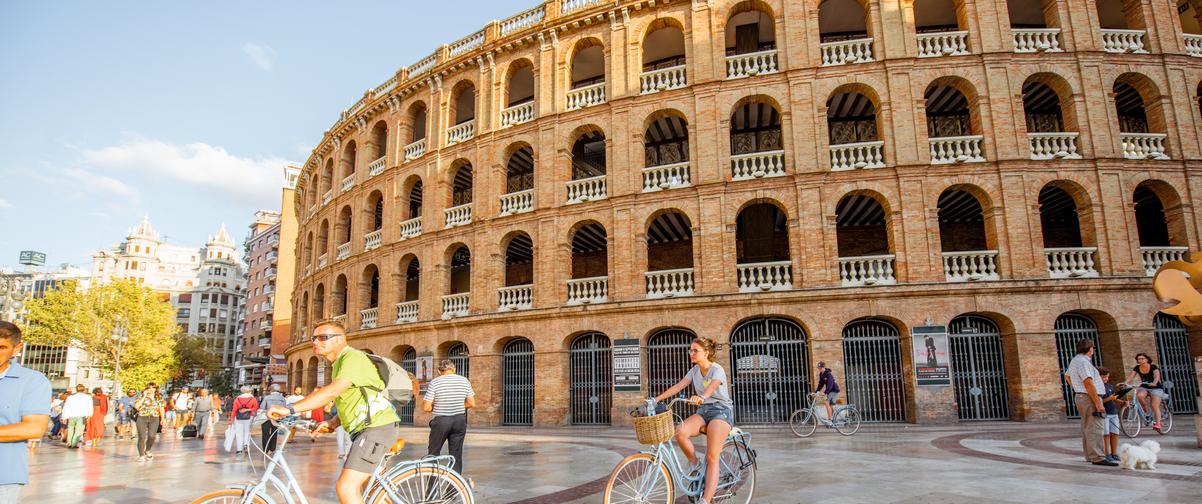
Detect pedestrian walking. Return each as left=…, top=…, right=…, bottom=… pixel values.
left=259, top=384, right=288, bottom=454
left=229, top=386, right=259, bottom=454
left=422, top=359, right=475, bottom=475
left=61, top=384, right=92, bottom=449
left=162, top=393, right=175, bottom=432
left=84, top=387, right=108, bottom=447
left=0, top=320, right=53, bottom=504
left=133, top=383, right=165, bottom=462
left=1065, top=338, right=1116, bottom=466
left=192, top=389, right=213, bottom=439
left=172, top=387, right=193, bottom=431
left=115, top=390, right=135, bottom=440
left=48, top=393, right=64, bottom=441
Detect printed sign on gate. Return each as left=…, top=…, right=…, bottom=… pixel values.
left=612, top=338, right=642, bottom=392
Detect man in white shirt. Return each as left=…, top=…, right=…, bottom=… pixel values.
left=173, top=387, right=193, bottom=430
left=423, top=360, right=475, bottom=475
left=61, top=384, right=92, bottom=449
left=1064, top=338, right=1115, bottom=466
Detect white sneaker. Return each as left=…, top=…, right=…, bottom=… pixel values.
left=137, top=456, right=146, bottom=462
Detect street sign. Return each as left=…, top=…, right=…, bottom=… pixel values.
left=912, top=325, right=951, bottom=386
left=612, top=338, right=642, bottom=392
left=19, top=251, right=46, bottom=266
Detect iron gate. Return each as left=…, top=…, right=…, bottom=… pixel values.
left=502, top=338, right=535, bottom=426
left=397, top=348, right=416, bottom=424
left=842, top=318, right=907, bottom=423
left=1154, top=314, right=1199, bottom=414
left=949, top=315, right=1011, bottom=421
left=730, top=318, right=809, bottom=424
left=647, top=328, right=697, bottom=420
left=448, top=342, right=470, bottom=378
left=569, top=332, right=612, bottom=425
left=1055, top=313, right=1101, bottom=418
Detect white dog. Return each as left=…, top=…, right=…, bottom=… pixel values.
left=1118, top=440, right=1160, bottom=470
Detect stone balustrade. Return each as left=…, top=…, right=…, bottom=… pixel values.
left=322, top=190, right=333, bottom=205
left=499, top=189, right=534, bottom=216
left=640, top=65, right=687, bottom=94
left=642, top=161, right=691, bottom=192
left=359, top=307, right=378, bottom=329
left=645, top=268, right=695, bottom=299
left=929, top=135, right=985, bottom=164
left=820, top=38, right=874, bottom=66
left=336, top=242, right=351, bottom=261
left=1045, top=247, right=1099, bottom=278
left=942, top=250, right=1000, bottom=282
left=500, top=5, right=545, bottom=35
left=317, top=253, right=328, bottom=269
left=446, top=119, right=476, bottom=146
left=725, top=49, right=779, bottom=79
left=736, top=261, right=793, bottom=292
left=399, top=216, right=422, bottom=240
left=367, top=156, right=386, bottom=177
left=364, top=229, right=382, bottom=251
left=566, top=175, right=607, bottom=204
left=1185, top=34, right=1202, bottom=57
left=917, top=31, right=969, bottom=57
left=409, top=53, right=437, bottom=77
left=500, top=101, right=536, bottom=128
left=1120, top=133, right=1169, bottom=160
left=341, top=175, right=355, bottom=192
left=498, top=284, right=533, bottom=311
left=395, top=300, right=419, bottom=324
left=1012, top=28, right=1063, bottom=52
left=444, top=202, right=472, bottom=228
left=441, top=293, right=470, bottom=319
left=566, top=82, right=606, bottom=111
left=332, top=314, right=347, bottom=324
left=1028, top=132, right=1082, bottom=160
left=561, top=0, right=603, bottom=15
left=449, top=29, right=485, bottom=58
left=1140, top=246, right=1188, bottom=276
left=731, top=150, right=786, bottom=181
left=1101, top=29, right=1148, bottom=54
left=829, top=141, right=885, bottom=171
left=403, top=139, right=426, bottom=161
left=839, top=254, right=897, bottom=287
left=566, top=276, right=608, bottom=305
left=304, top=264, right=311, bottom=277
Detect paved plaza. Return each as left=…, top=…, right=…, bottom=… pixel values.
left=19, top=421, right=1202, bottom=503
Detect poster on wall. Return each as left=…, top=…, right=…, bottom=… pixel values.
left=912, top=325, right=951, bottom=386
left=415, top=354, right=435, bottom=394
left=612, top=338, right=642, bottom=392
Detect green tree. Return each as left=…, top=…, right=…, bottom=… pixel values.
left=207, top=368, right=237, bottom=397
left=23, top=279, right=179, bottom=391
left=170, top=333, right=222, bottom=389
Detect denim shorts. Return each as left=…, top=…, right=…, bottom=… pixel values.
left=825, top=392, right=840, bottom=405
left=1143, top=388, right=1169, bottom=400
left=697, top=404, right=735, bottom=427
left=1103, top=414, right=1120, bottom=435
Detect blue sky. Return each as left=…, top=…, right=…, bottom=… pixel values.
left=0, top=0, right=531, bottom=269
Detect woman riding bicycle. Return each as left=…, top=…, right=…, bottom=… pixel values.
left=1124, top=352, right=1167, bottom=430
left=651, top=336, right=732, bottom=504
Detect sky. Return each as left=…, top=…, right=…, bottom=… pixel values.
left=0, top=0, right=532, bottom=270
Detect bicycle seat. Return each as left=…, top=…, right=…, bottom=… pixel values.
left=728, top=427, right=746, bottom=437
left=388, top=438, right=406, bottom=454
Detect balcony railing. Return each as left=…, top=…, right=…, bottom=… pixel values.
left=260, top=319, right=273, bottom=330
left=731, top=150, right=786, bottom=181
left=322, top=190, right=333, bottom=205
left=395, top=300, right=419, bottom=324
left=332, top=314, right=347, bottom=324
left=566, top=276, right=608, bottom=305
left=942, top=250, right=1000, bottom=282
left=1120, top=133, right=1169, bottom=160
left=566, top=82, right=606, bottom=111
left=364, top=229, right=382, bottom=251
left=820, top=38, right=874, bottom=66
left=340, top=175, right=355, bottom=193
left=725, top=49, right=779, bottom=79
left=336, top=242, right=351, bottom=261
left=500, top=101, right=535, bottom=128
left=640, top=65, right=687, bottom=94
left=303, top=264, right=311, bottom=277
left=1140, top=246, right=1188, bottom=276
left=642, top=161, right=691, bottom=192
left=561, top=0, right=603, bottom=15
left=1012, top=28, right=1062, bottom=53
left=499, top=189, right=534, bottom=216
left=1185, top=34, right=1202, bottom=57
left=645, top=268, right=695, bottom=299
left=917, top=31, right=969, bottom=57
left=266, top=268, right=276, bottom=279
left=446, top=119, right=476, bottom=146
left=359, top=307, right=378, bottom=329
left=367, top=156, right=386, bottom=178
left=317, top=253, right=328, bottom=269
left=839, top=254, right=897, bottom=287
left=403, top=139, right=426, bottom=161
left=929, top=135, right=985, bottom=164
left=1045, top=247, right=1099, bottom=278
left=829, top=141, right=885, bottom=171
left=399, top=216, right=422, bottom=240
left=1100, top=29, right=1147, bottom=54
left=1028, top=132, right=1082, bottom=160
left=498, top=284, right=533, bottom=311
left=736, top=261, right=793, bottom=292
left=441, top=293, right=470, bottom=319
left=444, top=203, right=472, bottom=228
left=500, top=5, right=545, bottom=36
left=448, top=29, right=485, bottom=58
left=566, top=175, right=607, bottom=204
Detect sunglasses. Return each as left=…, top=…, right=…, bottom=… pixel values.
left=312, top=333, right=342, bottom=342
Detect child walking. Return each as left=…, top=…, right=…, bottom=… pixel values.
left=1099, top=368, right=1123, bottom=463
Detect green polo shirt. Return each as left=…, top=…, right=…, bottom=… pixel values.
left=332, top=347, right=399, bottom=434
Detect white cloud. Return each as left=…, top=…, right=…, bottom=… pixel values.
left=0, top=198, right=11, bottom=209
left=62, top=168, right=139, bottom=198
left=82, top=138, right=292, bottom=207
left=242, top=43, right=277, bottom=71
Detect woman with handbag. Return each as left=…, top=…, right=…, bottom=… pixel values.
left=228, top=386, right=259, bottom=455
left=133, top=383, right=165, bottom=462
left=84, top=387, right=109, bottom=447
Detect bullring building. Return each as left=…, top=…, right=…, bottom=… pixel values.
left=286, top=0, right=1202, bottom=426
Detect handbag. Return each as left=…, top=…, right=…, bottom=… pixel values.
left=223, top=424, right=236, bottom=452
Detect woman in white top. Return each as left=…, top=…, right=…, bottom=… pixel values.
left=652, top=337, right=733, bottom=504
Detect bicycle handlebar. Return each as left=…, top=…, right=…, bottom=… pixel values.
left=271, top=415, right=319, bottom=431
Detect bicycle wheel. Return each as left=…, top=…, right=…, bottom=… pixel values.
left=788, top=409, right=817, bottom=438
left=713, top=440, right=755, bottom=504
left=1118, top=405, right=1141, bottom=438
left=190, top=489, right=268, bottom=504
left=834, top=407, right=860, bottom=436
left=1156, top=407, right=1173, bottom=434
left=368, top=464, right=473, bottom=504
left=603, top=453, right=673, bottom=504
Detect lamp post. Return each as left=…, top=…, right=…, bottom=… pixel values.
left=111, top=320, right=129, bottom=397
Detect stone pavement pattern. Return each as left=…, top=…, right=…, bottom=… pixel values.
left=18, top=422, right=1202, bottom=503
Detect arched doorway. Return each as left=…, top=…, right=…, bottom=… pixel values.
left=949, top=315, right=1011, bottom=421
left=729, top=318, right=809, bottom=424
left=842, top=318, right=907, bottom=422
left=647, top=328, right=697, bottom=420
left=1054, top=313, right=1101, bottom=418
left=569, top=332, right=613, bottom=425
left=1154, top=313, right=1199, bottom=414
left=398, top=348, right=417, bottom=424
left=448, top=342, right=470, bottom=378
left=501, top=338, right=535, bottom=426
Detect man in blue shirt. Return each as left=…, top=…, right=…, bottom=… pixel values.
left=0, top=321, right=52, bottom=504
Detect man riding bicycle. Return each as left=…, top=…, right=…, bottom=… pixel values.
left=267, top=319, right=400, bottom=504
left=814, top=361, right=840, bottom=423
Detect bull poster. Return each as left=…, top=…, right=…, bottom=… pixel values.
left=912, top=325, right=951, bottom=386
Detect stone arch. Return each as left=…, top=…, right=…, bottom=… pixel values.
left=444, top=243, right=472, bottom=295
left=505, top=58, right=536, bottom=106
left=1037, top=179, right=1097, bottom=248
left=406, top=100, right=428, bottom=143
left=730, top=94, right=784, bottom=156
left=568, top=37, right=607, bottom=89
left=569, top=124, right=607, bottom=179
left=1021, top=72, right=1079, bottom=133
left=1112, top=72, right=1167, bottom=136
left=645, top=208, right=695, bottom=273
left=359, top=263, right=380, bottom=310
left=723, top=0, right=778, bottom=55
left=924, top=76, right=982, bottom=139
left=501, top=230, right=535, bottom=287
left=1133, top=179, right=1187, bottom=247
left=640, top=17, right=688, bottom=71
left=937, top=183, right=999, bottom=253
left=339, top=140, right=358, bottom=179
left=450, top=79, right=477, bottom=125
left=369, top=120, right=389, bottom=161
left=401, top=174, right=423, bottom=220
left=398, top=253, right=421, bottom=303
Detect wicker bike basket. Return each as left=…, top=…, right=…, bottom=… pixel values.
left=632, top=410, right=674, bottom=445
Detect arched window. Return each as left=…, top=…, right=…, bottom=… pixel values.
left=818, top=0, right=873, bottom=65
left=567, top=40, right=607, bottom=110
left=1008, top=0, right=1064, bottom=52
left=447, top=82, right=477, bottom=145
left=397, top=256, right=420, bottom=323
left=500, top=146, right=534, bottom=216
left=1038, top=183, right=1098, bottom=278
left=568, top=222, right=609, bottom=305
left=735, top=203, right=791, bottom=291
left=827, top=88, right=884, bottom=170
left=646, top=211, right=694, bottom=298
left=937, top=187, right=999, bottom=281
left=641, top=21, right=687, bottom=93
left=913, top=0, right=969, bottom=57
left=730, top=98, right=784, bottom=180
left=924, top=79, right=984, bottom=163
left=835, top=193, right=895, bottom=286
left=499, top=233, right=534, bottom=311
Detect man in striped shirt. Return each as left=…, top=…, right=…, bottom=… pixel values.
left=423, top=359, right=475, bottom=474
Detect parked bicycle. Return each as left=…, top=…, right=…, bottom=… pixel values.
left=603, top=398, right=756, bottom=504
left=788, top=392, right=861, bottom=437
left=1119, top=384, right=1174, bottom=437
left=190, top=415, right=474, bottom=504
